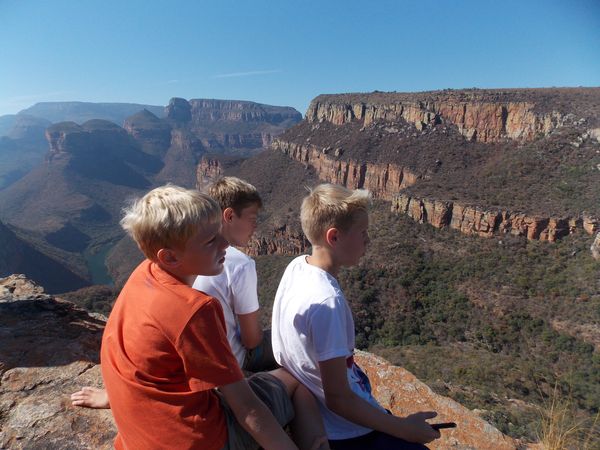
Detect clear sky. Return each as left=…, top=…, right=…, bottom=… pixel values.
left=1, top=0, right=599, bottom=116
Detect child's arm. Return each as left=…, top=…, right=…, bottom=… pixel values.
left=319, top=357, right=441, bottom=444
left=237, top=310, right=263, bottom=349
left=219, top=378, right=298, bottom=450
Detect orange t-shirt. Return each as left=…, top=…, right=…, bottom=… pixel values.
left=101, top=260, right=244, bottom=450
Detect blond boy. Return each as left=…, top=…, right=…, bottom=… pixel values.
left=99, top=184, right=327, bottom=450
left=72, top=177, right=273, bottom=410
left=271, top=184, right=440, bottom=449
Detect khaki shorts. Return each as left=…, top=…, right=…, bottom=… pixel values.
left=218, top=372, right=295, bottom=450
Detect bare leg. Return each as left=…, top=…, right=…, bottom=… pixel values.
left=269, top=368, right=330, bottom=450
left=71, top=387, right=110, bottom=409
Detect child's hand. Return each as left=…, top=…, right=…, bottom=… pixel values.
left=400, top=411, right=441, bottom=444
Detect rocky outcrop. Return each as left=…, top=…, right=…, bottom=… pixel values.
left=195, top=156, right=224, bottom=190
left=305, top=90, right=575, bottom=143
left=0, top=275, right=115, bottom=449
left=391, top=193, right=595, bottom=242
left=0, top=275, right=533, bottom=449
left=272, top=139, right=420, bottom=199
left=354, top=351, right=533, bottom=450
left=246, top=224, right=309, bottom=256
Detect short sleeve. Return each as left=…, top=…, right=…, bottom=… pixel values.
left=230, top=260, right=260, bottom=315
left=307, top=296, right=352, bottom=362
left=177, top=298, right=244, bottom=390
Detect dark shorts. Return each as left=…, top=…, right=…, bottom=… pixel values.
left=329, top=430, right=429, bottom=450
left=242, top=329, right=279, bottom=373
left=218, top=372, right=294, bottom=450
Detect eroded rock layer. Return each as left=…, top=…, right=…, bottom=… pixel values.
left=272, top=139, right=599, bottom=242
left=392, top=193, right=599, bottom=242
left=307, top=89, right=599, bottom=143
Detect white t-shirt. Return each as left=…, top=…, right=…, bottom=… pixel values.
left=192, top=246, right=259, bottom=366
left=271, top=255, right=385, bottom=440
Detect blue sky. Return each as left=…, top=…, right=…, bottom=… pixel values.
left=1, top=0, right=599, bottom=116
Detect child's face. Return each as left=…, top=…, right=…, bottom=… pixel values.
left=336, top=210, right=370, bottom=267
left=226, top=203, right=259, bottom=247
left=178, top=220, right=229, bottom=276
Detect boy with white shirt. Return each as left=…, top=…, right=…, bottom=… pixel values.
left=271, top=183, right=441, bottom=449
left=193, top=176, right=277, bottom=371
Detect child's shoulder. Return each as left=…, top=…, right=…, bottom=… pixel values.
left=284, top=256, right=343, bottom=298
left=225, top=245, right=253, bottom=266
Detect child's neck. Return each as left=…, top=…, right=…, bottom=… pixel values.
left=306, top=246, right=340, bottom=277
left=155, top=261, right=196, bottom=287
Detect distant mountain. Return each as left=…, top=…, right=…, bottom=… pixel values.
left=0, top=114, right=17, bottom=136
left=0, top=119, right=163, bottom=258
left=165, top=97, right=302, bottom=153
left=17, top=101, right=165, bottom=126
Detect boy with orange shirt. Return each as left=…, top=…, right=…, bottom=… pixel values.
left=100, top=184, right=327, bottom=450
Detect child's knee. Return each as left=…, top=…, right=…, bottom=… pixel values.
left=268, top=368, right=299, bottom=396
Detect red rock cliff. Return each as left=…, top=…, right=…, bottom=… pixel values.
left=392, top=193, right=599, bottom=242
left=306, top=91, right=569, bottom=143
left=271, top=139, right=420, bottom=200
left=272, top=138, right=598, bottom=242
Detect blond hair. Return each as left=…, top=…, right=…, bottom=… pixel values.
left=208, top=177, right=262, bottom=215
left=300, top=184, right=371, bottom=245
left=120, top=184, right=221, bottom=259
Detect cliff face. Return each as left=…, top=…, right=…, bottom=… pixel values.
left=272, top=138, right=598, bottom=242
left=246, top=223, right=309, bottom=256
left=305, top=90, right=589, bottom=143
left=0, top=275, right=532, bottom=449
left=271, top=139, right=420, bottom=200
left=273, top=88, right=600, bottom=243
left=165, top=97, right=302, bottom=152
left=392, top=193, right=599, bottom=242
left=187, top=99, right=301, bottom=125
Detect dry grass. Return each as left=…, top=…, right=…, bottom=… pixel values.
left=537, top=383, right=600, bottom=450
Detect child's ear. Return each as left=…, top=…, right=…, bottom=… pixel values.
left=156, top=248, right=181, bottom=268
left=325, top=228, right=339, bottom=247
left=223, top=207, right=235, bottom=223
